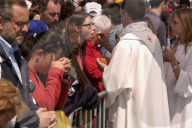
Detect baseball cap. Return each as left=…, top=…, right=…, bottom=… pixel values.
left=28, top=20, right=48, bottom=34
left=84, top=2, right=102, bottom=17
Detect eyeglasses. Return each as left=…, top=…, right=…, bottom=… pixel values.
left=81, top=22, right=94, bottom=28
left=3, top=17, right=31, bottom=29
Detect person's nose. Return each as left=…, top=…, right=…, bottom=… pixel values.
left=92, top=25, right=96, bottom=32
left=53, top=13, right=60, bottom=22
left=170, top=22, right=174, bottom=29
left=21, top=24, right=28, bottom=33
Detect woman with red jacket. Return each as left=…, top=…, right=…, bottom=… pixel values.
left=28, top=30, right=72, bottom=111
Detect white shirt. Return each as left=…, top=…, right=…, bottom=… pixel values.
left=165, top=42, right=192, bottom=128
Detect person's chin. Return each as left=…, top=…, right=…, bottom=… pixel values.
left=15, top=37, right=24, bottom=45
left=88, top=35, right=94, bottom=41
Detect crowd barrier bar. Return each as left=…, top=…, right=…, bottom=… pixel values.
left=68, top=90, right=108, bottom=128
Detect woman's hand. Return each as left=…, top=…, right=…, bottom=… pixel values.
left=51, top=55, right=72, bottom=75
left=58, top=57, right=72, bottom=76
left=163, top=44, right=176, bottom=63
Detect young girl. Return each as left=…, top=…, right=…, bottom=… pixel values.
left=28, top=30, right=72, bottom=111
left=163, top=8, right=192, bottom=127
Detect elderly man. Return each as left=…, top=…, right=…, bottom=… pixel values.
left=39, top=0, right=61, bottom=29
left=0, top=0, right=56, bottom=127
left=97, top=0, right=171, bottom=127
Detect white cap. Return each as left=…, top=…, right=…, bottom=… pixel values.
left=25, top=0, right=32, bottom=9
left=84, top=2, right=102, bottom=17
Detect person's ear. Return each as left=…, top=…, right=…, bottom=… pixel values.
left=160, top=1, right=166, bottom=8
left=35, top=49, right=43, bottom=63
left=108, top=15, right=112, bottom=21
left=39, top=9, right=43, bottom=17
left=0, top=16, right=4, bottom=33
left=124, top=11, right=129, bottom=19
left=50, top=53, right=56, bottom=61
left=124, top=11, right=132, bottom=23
left=75, top=26, right=80, bottom=32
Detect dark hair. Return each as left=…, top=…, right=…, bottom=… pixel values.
left=0, top=0, right=27, bottom=19
left=150, top=0, right=169, bottom=8
left=60, top=2, right=75, bottom=21
left=29, top=7, right=40, bottom=20
left=31, top=0, right=40, bottom=8
left=39, top=0, right=61, bottom=11
left=19, top=34, right=36, bottom=59
left=121, top=0, right=145, bottom=21
left=179, top=0, right=190, bottom=8
left=177, top=4, right=188, bottom=9
left=102, top=3, right=121, bottom=25
left=28, top=30, right=72, bottom=61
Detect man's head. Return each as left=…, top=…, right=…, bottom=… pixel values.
left=39, top=0, right=61, bottom=29
left=150, top=0, right=169, bottom=15
left=92, top=15, right=111, bottom=45
left=150, top=0, right=169, bottom=8
left=120, top=0, right=145, bottom=28
left=102, top=3, right=121, bottom=26
left=0, top=0, right=29, bottom=46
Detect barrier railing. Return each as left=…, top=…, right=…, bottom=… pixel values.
left=68, top=90, right=108, bottom=128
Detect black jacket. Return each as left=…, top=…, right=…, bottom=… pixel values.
left=0, top=44, right=40, bottom=128
left=63, top=76, right=101, bottom=116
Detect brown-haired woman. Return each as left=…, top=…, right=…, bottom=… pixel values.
left=65, top=12, right=96, bottom=92
left=63, top=12, right=100, bottom=116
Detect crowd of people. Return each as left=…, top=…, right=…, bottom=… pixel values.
left=0, top=0, right=191, bottom=127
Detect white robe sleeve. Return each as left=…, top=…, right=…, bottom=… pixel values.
left=103, top=41, right=136, bottom=107
left=174, top=57, right=192, bottom=97
left=174, top=70, right=192, bottom=97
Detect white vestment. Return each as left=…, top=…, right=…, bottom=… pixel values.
left=103, top=22, right=171, bottom=128
left=164, top=42, right=192, bottom=128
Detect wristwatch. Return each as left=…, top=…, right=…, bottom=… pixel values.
left=172, top=63, right=180, bottom=70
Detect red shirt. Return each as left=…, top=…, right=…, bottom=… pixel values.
left=84, top=41, right=104, bottom=92
left=29, top=67, right=70, bottom=111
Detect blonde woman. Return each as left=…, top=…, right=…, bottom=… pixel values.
left=163, top=8, right=192, bottom=127
left=0, top=79, right=28, bottom=128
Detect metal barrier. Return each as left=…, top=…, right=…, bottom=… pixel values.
left=68, top=90, right=108, bottom=128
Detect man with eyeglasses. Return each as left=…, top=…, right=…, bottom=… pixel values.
left=0, top=0, right=56, bottom=127
left=39, top=0, right=61, bottom=29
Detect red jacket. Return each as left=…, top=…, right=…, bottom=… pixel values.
left=84, top=41, right=104, bottom=92
left=29, top=67, right=70, bottom=111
